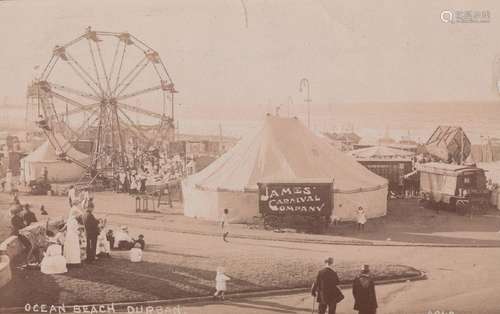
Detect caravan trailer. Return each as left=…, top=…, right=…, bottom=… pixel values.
left=419, top=162, right=490, bottom=214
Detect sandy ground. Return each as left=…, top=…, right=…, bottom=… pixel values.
left=2, top=192, right=500, bottom=313
left=2, top=193, right=500, bottom=246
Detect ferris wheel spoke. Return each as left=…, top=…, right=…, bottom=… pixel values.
left=116, top=108, right=149, bottom=141
left=47, top=89, right=97, bottom=112
left=86, top=40, right=106, bottom=96
left=113, top=56, right=149, bottom=96
left=117, top=101, right=163, bottom=119
left=114, top=41, right=128, bottom=92
left=46, top=103, right=99, bottom=120
left=95, top=40, right=113, bottom=96
left=108, top=39, right=122, bottom=93
left=116, top=85, right=162, bottom=101
left=45, top=82, right=100, bottom=102
left=64, top=51, right=103, bottom=97
left=62, top=58, right=102, bottom=98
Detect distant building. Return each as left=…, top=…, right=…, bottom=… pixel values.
left=322, top=132, right=362, bottom=151
left=471, top=137, right=500, bottom=163
left=349, top=146, right=415, bottom=193
left=169, top=134, right=239, bottom=158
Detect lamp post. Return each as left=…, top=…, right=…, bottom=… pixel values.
left=493, top=55, right=500, bottom=94
left=287, top=96, right=293, bottom=117
left=299, top=78, right=311, bottom=128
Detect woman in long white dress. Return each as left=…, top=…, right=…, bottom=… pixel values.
left=63, top=207, right=82, bottom=266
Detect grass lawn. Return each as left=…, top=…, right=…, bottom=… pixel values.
left=0, top=251, right=420, bottom=307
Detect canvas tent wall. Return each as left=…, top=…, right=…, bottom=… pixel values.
left=21, top=137, right=89, bottom=183
left=183, top=115, right=388, bottom=223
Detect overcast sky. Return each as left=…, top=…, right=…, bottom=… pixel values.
left=1, top=0, right=500, bottom=116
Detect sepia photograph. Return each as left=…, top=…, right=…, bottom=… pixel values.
left=0, top=1, right=499, bottom=313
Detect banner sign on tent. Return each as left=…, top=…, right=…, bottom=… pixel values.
left=258, top=182, right=333, bottom=216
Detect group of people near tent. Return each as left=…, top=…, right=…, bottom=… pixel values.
left=8, top=192, right=146, bottom=275
left=114, top=153, right=193, bottom=194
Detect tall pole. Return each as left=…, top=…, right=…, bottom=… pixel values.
left=171, top=91, right=175, bottom=121
left=219, top=123, right=223, bottom=156
left=287, top=96, right=293, bottom=117
left=299, top=78, right=311, bottom=128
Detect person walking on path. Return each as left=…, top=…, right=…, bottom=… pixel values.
left=83, top=206, right=99, bottom=263
left=311, top=257, right=344, bottom=314
left=213, top=266, right=231, bottom=300
left=356, top=206, right=367, bottom=232
left=220, top=208, right=230, bottom=242
left=352, top=264, right=378, bottom=314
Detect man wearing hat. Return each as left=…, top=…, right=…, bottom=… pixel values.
left=10, top=205, right=32, bottom=265
left=311, top=257, right=343, bottom=314
left=352, top=265, right=378, bottom=314
left=23, top=204, right=37, bottom=226
left=83, top=206, right=99, bottom=263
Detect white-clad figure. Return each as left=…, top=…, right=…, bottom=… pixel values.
left=213, top=266, right=231, bottom=300
left=356, top=206, right=367, bottom=232
left=129, top=242, right=143, bottom=262
left=62, top=207, right=82, bottom=265
left=40, top=243, right=67, bottom=274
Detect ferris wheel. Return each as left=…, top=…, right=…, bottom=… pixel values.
left=30, top=27, right=178, bottom=178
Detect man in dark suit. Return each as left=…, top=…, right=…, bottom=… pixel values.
left=10, top=205, right=32, bottom=266
left=83, top=207, right=99, bottom=263
left=311, top=257, right=342, bottom=314
left=352, top=264, right=378, bottom=314
left=23, top=204, right=37, bottom=226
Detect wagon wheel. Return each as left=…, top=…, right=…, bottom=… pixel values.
left=455, top=199, right=469, bottom=216
left=263, top=215, right=282, bottom=230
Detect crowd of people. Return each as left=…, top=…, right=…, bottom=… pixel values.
left=8, top=190, right=147, bottom=275
left=113, top=151, right=193, bottom=195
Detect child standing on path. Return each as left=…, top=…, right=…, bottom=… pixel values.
left=213, top=267, right=231, bottom=300
left=356, top=206, right=367, bottom=232
left=220, top=208, right=230, bottom=242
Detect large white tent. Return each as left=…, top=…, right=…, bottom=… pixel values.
left=183, top=115, right=388, bottom=222
left=21, top=136, right=90, bottom=183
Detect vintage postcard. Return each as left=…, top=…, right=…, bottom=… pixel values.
left=0, top=1, right=499, bottom=314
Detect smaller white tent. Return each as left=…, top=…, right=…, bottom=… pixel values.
left=349, top=146, right=415, bottom=160
left=21, top=136, right=90, bottom=183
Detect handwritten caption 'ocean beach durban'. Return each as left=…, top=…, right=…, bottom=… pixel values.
left=24, top=303, right=187, bottom=314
